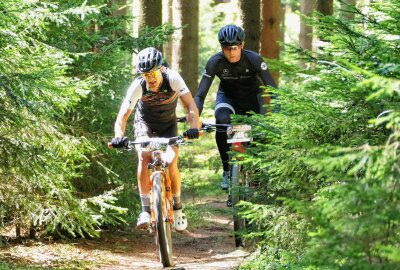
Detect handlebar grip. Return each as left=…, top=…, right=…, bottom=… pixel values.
left=183, top=130, right=203, bottom=139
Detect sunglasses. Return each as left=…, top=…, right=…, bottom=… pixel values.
left=222, top=43, right=242, bottom=52
left=142, top=69, right=160, bottom=79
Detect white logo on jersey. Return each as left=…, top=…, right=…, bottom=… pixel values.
left=261, top=62, right=268, bottom=70
left=223, top=69, right=229, bottom=74
left=246, top=69, right=249, bottom=72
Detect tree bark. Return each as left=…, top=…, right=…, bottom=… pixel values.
left=163, top=0, right=174, bottom=65
left=280, top=2, right=287, bottom=47
left=138, top=0, right=162, bottom=29
left=316, top=0, right=333, bottom=16
left=173, top=0, right=199, bottom=96
left=238, top=0, right=261, bottom=53
left=261, top=0, right=280, bottom=88
left=299, top=0, right=315, bottom=51
left=112, top=0, right=128, bottom=17
left=340, top=0, right=357, bottom=21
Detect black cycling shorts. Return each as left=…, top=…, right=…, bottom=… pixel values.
left=134, top=120, right=177, bottom=139
left=215, top=91, right=262, bottom=115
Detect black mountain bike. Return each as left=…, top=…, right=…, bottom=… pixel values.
left=200, top=123, right=253, bottom=247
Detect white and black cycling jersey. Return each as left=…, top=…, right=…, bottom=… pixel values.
left=121, top=67, right=190, bottom=124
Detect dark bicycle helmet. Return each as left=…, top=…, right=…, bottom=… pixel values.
left=137, top=47, right=163, bottom=73
left=218, top=24, right=245, bottom=46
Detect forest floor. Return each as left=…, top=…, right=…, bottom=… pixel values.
left=0, top=195, right=252, bottom=270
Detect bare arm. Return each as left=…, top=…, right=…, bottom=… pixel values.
left=114, top=102, right=133, bottom=137
left=114, top=80, right=142, bottom=137
left=180, top=92, right=201, bottom=129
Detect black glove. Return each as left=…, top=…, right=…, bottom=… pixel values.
left=184, top=128, right=199, bottom=139
left=111, top=137, right=128, bottom=148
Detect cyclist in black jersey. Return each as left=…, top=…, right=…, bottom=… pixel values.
left=111, top=47, right=200, bottom=231
left=194, top=24, right=277, bottom=190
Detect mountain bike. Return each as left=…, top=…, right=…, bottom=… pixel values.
left=200, top=123, right=253, bottom=247
left=109, top=136, right=189, bottom=267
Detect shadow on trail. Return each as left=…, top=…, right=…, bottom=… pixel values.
left=0, top=197, right=249, bottom=270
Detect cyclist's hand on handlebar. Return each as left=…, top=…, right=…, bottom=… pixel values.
left=111, top=137, right=128, bottom=148
left=184, top=128, right=200, bottom=139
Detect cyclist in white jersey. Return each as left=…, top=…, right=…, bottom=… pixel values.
left=112, top=47, right=200, bottom=231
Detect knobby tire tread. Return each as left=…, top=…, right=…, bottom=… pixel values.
left=153, top=172, right=174, bottom=267
left=230, top=164, right=246, bottom=247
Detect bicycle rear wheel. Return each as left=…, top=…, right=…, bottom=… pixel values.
left=152, top=171, right=174, bottom=267
left=230, top=164, right=246, bottom=247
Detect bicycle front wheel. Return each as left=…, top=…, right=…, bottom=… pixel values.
left=231, top=164, right=246, bottom=247
left=152, top=171, right=174, bottom=267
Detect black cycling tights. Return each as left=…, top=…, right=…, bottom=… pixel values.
left=215, top=107, right=233, bottom=172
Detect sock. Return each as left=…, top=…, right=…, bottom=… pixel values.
left=173, top=196, right=182, bottom=210
left=140, top=194, right=151, bottom=213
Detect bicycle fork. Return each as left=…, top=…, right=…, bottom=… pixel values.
left=148, top=153, right=174, bottom=227
left=227, top=163, right=252, bottom=207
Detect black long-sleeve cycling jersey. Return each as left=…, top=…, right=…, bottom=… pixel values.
left=194, top=49, right=277, bottom=114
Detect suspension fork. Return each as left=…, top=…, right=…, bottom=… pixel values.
left=228, top=141, right=248, bottom=202
left=148, top=151, right=174, bottom=225
left=164, top=170, right=174, bottom=223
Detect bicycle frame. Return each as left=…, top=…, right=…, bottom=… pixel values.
left=110, top=137, right=187, bottom=267
left=200, top=123, right=252, bottom=247
left=147, top=149, right=174, bottom=229
left=229, top=140, right=251, bottom=247
left=141, top=140, right=178, bottom=267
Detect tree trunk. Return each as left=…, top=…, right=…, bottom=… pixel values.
left=173, top=0, right=199, bottom=96
left=280, top=2, right=287, bottom=48
left=260, top=0, right=280, bottom=88
left=238, top=0, right=261, bottom=53
left=299, top=0, right=315, bottom=51
left=163, top=0, right=174, bottom=65
left=112, top=0, right=128, bottom=17
left=111, top=0, right=128, bottom=39
left=340, top=0, right=357, bottom=21
left=316, top=0, right=333, bottom=15
left=138, top=0, right=162, bottom=29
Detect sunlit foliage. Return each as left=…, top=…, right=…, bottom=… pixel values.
left=240, top=1, right=400, bottom=269
left=0, top=0, right=174, bottom=239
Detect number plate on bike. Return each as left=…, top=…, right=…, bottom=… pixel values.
left=227, top=125, right=253, bottom=143
left=161, top=145, right=176, bottom=164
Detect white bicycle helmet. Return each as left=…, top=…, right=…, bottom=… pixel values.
left=137, top=47, right=163, bottom=73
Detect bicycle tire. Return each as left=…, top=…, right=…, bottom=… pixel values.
left=230, top=164, right=246, bottom=247
left=153, top=172, right=174, bottom=267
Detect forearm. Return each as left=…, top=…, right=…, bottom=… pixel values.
left=186, top=101, right=201, bottom=129
left=195, top=75, right=213, bottom=115
left=114, top=108, right=132, bottom=137
left=194, top=96, right=204, bottom=115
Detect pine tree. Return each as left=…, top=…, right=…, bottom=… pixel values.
left=0, top=0, right=175, bottom=239
left=239, top=0, right=400, bottom=268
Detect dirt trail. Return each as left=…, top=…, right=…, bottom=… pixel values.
left=94, top=198, right=249, bottom=270
left=0, top=198, right=250, bottom=270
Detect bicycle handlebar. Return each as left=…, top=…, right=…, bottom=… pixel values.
left=108, top=123, right=234, bottom=149
left=108, top=136, right=187, bottom=150
left=199, top=123, right=232, bottom=133
left=177, top=116, right=230, bottom=133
